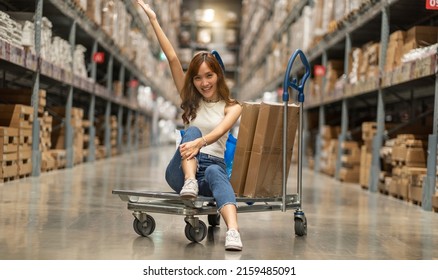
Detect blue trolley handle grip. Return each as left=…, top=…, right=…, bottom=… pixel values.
left=211, top=50, right=225, bottom=73
left=282, top=49, right=311, bottom=103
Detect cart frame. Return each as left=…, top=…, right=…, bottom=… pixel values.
left=112, top=49, right=311, bottom=242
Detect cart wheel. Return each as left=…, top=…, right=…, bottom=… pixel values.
left=294, top=219, right=306, bottom=236
left=208, top=214, right=220, bottom=227
left=133, top=215, right=156, bottom=237
left=185, top=220, right=207, bottom=242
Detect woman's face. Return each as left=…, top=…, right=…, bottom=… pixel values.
left=193, top=62, right=218, bottom=101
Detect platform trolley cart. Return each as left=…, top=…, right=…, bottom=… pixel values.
left=112, top=49, right=311, bottom=242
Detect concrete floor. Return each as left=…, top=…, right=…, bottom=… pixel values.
left=0, top=145, right=437, bottom=260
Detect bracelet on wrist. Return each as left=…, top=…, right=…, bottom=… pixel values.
left=201, top=136, right=208, bottom=147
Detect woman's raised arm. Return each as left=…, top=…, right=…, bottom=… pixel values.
left=137, top=0, right=185, bottom=94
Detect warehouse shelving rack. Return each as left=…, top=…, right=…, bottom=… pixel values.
left=0, top=0, right=178, bottom=176
left=238, top=0, right=438, bottom=211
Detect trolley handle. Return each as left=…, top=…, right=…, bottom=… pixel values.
left=282, top=49, right=311, bottom=103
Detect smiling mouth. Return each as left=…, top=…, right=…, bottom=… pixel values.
left=201, top=86, right=212, bottom=93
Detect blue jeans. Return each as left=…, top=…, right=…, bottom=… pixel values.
left=165, top=126, right=237, bottom=211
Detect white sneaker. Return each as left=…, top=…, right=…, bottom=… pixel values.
left=180, top=178, right=198, bottom=200
left=225, top=229, right=242, bottom=251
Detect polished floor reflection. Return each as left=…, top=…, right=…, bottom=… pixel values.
left=0, top=145, right=437, bottom=260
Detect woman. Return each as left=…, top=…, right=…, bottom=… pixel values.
left=138, top=0, right=243, bottom=251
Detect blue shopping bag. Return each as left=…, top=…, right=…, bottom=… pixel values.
left=224, top=132, right=237, bottom=178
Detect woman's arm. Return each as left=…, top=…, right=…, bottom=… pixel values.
left=202, top=103, right=242, bottom=146
left=137, top=0, right=185, bottom=94
left=179, top=103, right=242, bottom=160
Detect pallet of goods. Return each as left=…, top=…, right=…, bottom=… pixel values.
left=0, top=104, right=34, bottom=179
left=39, top=111, right=55, bottom=172
left=339, top=141, right=361, bottom=183
left=319, top=125, right=340, bottom=177
left=389, top=134, right=427, bottom=201
left=0, top=126, right=18, bottom=182
left=50, top=106, right=84, bottom=166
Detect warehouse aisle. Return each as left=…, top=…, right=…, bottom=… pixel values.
left=0, top=145, right=437, bottom=260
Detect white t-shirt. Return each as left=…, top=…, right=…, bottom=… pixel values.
left=189, top=100, right=227, bottom=159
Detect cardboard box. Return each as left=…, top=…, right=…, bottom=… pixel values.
left=230, top=102, right=260, bottom=196
left=405, top=147, right=426, bottom=167
left=0, top=126, right=18, bottom=154
left=433, top=194, right=438, bottom=211
left=341, top=141, right=360, bottom=165
left=243, top=102, right=299, bottom=198
left=405, top=26, right=438, bottom=47
left=0, top=104, right=33, bottom=129
left=339, top=165, right=360, bottom=183
left=385, top=30, right=406, bottom=72
left=403, top=26, right=438, bottom=55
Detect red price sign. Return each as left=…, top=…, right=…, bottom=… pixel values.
left=93, top=52, right=105, bottom=64
left=426, top=0, right=438, bottom=10
left=129, top=79, right=139, bottom=88
left=314, top=65, right=326, bottom=77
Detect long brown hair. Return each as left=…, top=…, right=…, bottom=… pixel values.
left=180, top=51, right=238, bottom=124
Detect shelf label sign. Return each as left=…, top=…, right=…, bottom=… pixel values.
left=129, top=79, right=139, bottom=88
left=314, top=65, right=326, bottom=77
left=93, top=52, right=105, bottom=64
left=426, top=0, right=438, bottom=9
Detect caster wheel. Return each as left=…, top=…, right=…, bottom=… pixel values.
left=294, top=218, right=307, bottom=236
left=208, top=214, right=220, bottom=227
left=185, top=220, right=207, bottom=242
left=133, top=215, right=156, bottom=237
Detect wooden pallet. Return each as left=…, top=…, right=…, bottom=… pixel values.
left=0, top=175, right=17, bottom=183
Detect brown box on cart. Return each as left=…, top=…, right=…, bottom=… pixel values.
left=243, top=102, right=299, bottom=198
left=230, top=102, right=260, bottom=196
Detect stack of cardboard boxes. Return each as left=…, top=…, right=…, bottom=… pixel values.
left=319, top=125, right=340, bottom=177
left=231, top=102, right=299, bottom=198
left=359, top=122, right=376, bottom=189
left=0, top=126, right=18, bottom=182
left=40, top=111, right=56, bottom=172
left=0, top=90, right=38, bottom=179
left=96, top=115, right=119, bottom=158
left=0, top=104, right=33, bottom=180
left=137, top=117, right=151, bottom=149
left=0, top=88, right=62, bottom=174
left=389, top=134, right=427, bottom=201
left=339, top=141, right=361, bottom=183
left=385, top=30, right=406, bottom=73
left=51, top=107, right=85, bottom=167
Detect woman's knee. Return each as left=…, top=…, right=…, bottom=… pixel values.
left=182, top=126, right=202, bottom=142
left=205, top=165, right=228, bottom=184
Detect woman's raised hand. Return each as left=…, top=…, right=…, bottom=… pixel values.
left=137, top=0, right=157, bottom=20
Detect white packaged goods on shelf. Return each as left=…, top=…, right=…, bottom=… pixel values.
left=40, top=17, right=52, bottom=60
left=74, top=44, right=87, bottom=78
left=402, top=44, right=438, bottom=63
left=0, top=11, right=22, bottom=48
left=349, top=48, right=362, bottom=84
left=51, top=36, right=71, bottom=70
left=21, top=21, right=34, bottom=48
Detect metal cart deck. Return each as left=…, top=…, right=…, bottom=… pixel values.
left=112, top=49, right=311, bottom=243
